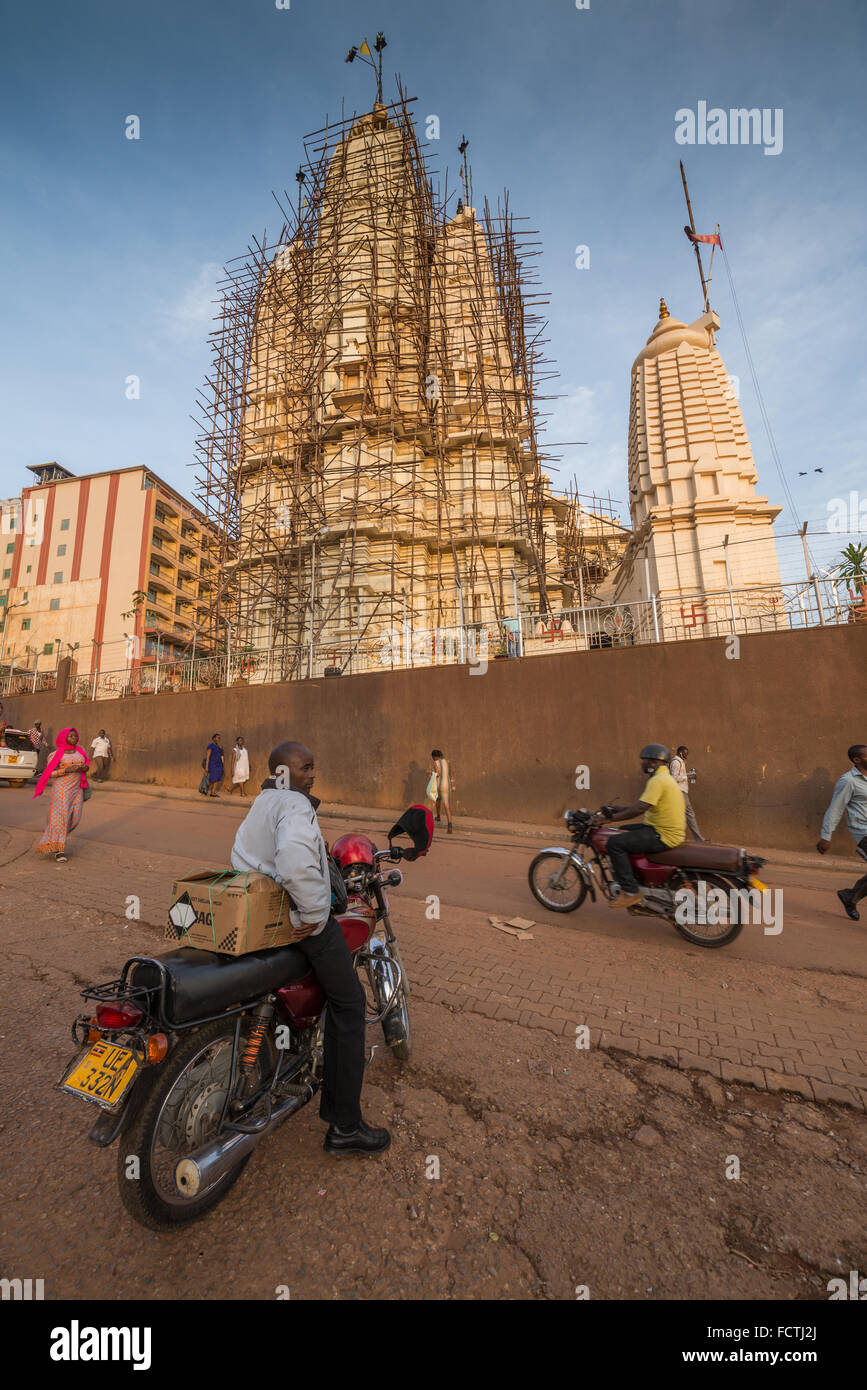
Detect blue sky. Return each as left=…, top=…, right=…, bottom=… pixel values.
left=1, top=0, right=864, bottom=582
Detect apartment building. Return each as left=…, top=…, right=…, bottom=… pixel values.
left=0, top=463, right=223, bottom=678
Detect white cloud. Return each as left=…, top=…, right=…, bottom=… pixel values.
left=158, top=263, right=222, bottom=341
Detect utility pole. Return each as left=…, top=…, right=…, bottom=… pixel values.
left=799, top=521, right=826, bottom=626
left=680, top=161, right=710, bottom=314
left=723, top=535, right=738, bottom=635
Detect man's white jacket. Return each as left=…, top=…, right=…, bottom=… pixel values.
left=231, top=788, right=331, bottom=935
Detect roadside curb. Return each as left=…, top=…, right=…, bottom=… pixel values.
left=75, top=779, right=864, bottom=875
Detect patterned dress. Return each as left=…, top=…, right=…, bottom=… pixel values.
left=37, top=752, right=87, bottom=855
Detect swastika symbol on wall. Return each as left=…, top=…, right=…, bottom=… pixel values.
left=680, top=604, right=707, bottom=627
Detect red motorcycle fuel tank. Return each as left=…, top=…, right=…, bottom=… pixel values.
left=275, top=893, right=376, bottom=1030
left=591, top=826, right=674, bottom=888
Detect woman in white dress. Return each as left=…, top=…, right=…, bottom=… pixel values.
left=429, top=748, right=453, bottom=834
left=230, top=736, right=250, bottom=797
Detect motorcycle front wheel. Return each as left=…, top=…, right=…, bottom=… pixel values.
left=364, top=944, right=412, bottom=1062
left=528, top=851, right=588, bottom=913
left=672, top=872, right=745, bottom=948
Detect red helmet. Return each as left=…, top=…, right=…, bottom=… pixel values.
left=331, top=833, right=376, bottom=869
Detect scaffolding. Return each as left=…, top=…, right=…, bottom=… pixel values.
left=193, top=87, right=626, bottom=678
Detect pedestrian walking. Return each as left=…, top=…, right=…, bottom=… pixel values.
left=230, top=735, right=250, bottom=796
left=29, top=719, right=48, bottom=773
left=89, top=729, right=113, bottom=782
left=33, top=727, right=90, bottom=864
left=204, top=733, right=224, bottom=797
left=817, top=743, right=867, bottom=921
left=428, top=748, right=454, bottom=834
left=669, top=744, right=704, bottom=842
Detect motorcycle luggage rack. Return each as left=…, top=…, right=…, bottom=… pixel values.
left=80, top=974, right=157, bottom=1012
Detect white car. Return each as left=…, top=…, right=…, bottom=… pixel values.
left=0, top=729, right=39, bottom=786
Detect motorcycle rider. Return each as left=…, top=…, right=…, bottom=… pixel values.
left=230, top=739, right=390, bottom=1157
left=596, top=744, right=687, bottom=909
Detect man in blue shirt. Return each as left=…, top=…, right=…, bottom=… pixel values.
left=817, top=743, right=867, bottom=921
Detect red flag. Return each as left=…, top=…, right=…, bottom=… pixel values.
left=684, top=226, right=721, bottom=247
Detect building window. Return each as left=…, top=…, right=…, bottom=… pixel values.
left=22, top=618, right=30, bottom=630
left=5, top=542, right=13, bottom=553
left=54, top=571, right=63, bottom=583
left=49, top=598, right=60, bottom=611
left=26, top=565, right=32, bottom=574
left=2, top=569, right=8, bottom=579
left=60, top=518, right=70, bottom=531
left=7, top=517, right=15, bottom=530
left=0, top=595, right=6, bottom=605
left=57, top=544, right=67, bottom=556
left=43, top=642, right=54, bottom=655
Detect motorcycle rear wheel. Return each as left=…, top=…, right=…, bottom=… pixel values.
left=528, top=851, right=588, bottom=913
left=117, top=1019, right=272, bottom=1232
left=673, top=872, right=745, bottom=948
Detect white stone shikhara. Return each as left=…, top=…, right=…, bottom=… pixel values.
left=610, top=299, right=784, bottom=635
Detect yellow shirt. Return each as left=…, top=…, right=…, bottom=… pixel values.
left=641, top=767, right=686, bottom=847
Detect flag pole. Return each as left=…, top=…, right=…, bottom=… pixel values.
left=706, top=221, right=720, bottom=290
left=679, top=160, right=710, bottom=313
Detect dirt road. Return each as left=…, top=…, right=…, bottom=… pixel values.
left=1, top=790, right=865, bottom=1300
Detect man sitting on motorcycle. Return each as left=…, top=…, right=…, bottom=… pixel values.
left=596, top=743, right=687, bottom=909
left=231, top=739, right=390, bottom=1157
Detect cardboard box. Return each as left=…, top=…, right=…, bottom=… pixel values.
left=166, top=869, right=295, bottom=956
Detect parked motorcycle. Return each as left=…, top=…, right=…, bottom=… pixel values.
left=528, top=806, right=767, bottom=948
left=56, top=805, right=432, bottom=1232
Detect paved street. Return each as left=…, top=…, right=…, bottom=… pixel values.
left=1, top=785, right=865, bottom=1299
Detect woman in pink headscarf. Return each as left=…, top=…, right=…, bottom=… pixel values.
left=33, top=727, right=90, bottom=863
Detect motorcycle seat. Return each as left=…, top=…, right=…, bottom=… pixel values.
left=130, top=945, right=313, bottom=1026
left=646, top=842, right=743, bottom=873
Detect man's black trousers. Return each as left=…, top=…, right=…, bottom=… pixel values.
left=293, top=914, right=366, bottom=1130
left=606, top=825, right=668, bottom=893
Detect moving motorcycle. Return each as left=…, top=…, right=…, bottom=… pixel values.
left=56, top=805, right=432, bottom=1232
left=528, top=805, right=767, bottom=948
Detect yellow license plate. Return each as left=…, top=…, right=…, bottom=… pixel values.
left=750, top=876, right=768, bottom=892
left=59, top=1040, right=139, bottom=1111
left=7, top=755, right=18, bottom=764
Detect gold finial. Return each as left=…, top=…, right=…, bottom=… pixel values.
left=659, top=297, right=670, bottom=319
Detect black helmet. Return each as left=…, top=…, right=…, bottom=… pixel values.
left=640, top=744, right=671, bottom=763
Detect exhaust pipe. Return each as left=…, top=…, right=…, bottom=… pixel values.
left=174, top=1092, right=307, bottom=1197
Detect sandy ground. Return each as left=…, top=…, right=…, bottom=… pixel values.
left=0, top=797, right=865, bottom=1300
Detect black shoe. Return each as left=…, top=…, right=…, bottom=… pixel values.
left=324, top=1119, right=391, bottom=1157
left=837, top=890, right=860, bottom=922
